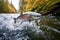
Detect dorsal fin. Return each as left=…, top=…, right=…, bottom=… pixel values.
left=17, top=12, right=23, bottom=19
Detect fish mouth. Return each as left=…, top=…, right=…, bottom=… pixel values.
left=32, top=16, right=40, bottom=20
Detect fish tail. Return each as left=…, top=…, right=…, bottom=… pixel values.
left=14, top=18, right=17, bottom=23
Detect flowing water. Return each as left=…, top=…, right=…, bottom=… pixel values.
left=0, top=14, right=60, bottom=40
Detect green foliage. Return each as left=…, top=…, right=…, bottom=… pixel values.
left=0, top=0, right=4, bottom=12
left=23, top=0, right=60, bottom=14
left=40, top=0, right=60, bottom=14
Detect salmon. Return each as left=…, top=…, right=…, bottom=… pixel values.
left=14, top=14, right=32, bottom=23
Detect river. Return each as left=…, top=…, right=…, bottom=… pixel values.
left=0, top=14, right=60, bottom=40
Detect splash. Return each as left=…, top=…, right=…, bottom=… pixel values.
left=0, top=13, right=44, bottom=40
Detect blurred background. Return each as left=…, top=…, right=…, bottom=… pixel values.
left=0, top=0, right=60, bottom=14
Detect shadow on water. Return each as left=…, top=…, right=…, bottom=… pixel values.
left=28, top=16, right=60, bottom=40
left=38, top=16, right=60, bottom=40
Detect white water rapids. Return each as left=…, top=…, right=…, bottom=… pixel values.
left=0, top=14, right=44, bottom=40
left=0, top=13, right=60, bottom=40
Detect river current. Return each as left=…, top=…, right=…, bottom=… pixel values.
left=0, top=14, right=60, bottom=40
